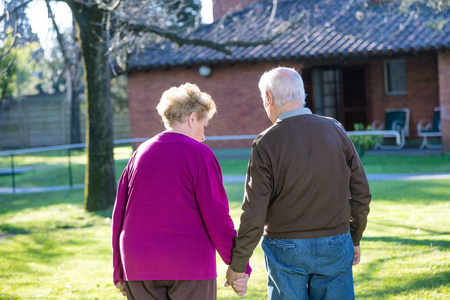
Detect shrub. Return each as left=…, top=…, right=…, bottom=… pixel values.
left=349, top=123, right=382, bottom=157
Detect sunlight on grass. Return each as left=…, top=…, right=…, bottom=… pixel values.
left=353, top=180, right=450, bottom=300
left=361, top=154, right=450, bottom=174
left=0, top=146, right=132, bottom=188
left=113, top=146, right=134, bottom=161
left=2, top=149, right=449, bottom=189
left=0, top=155, right=450, bottom=299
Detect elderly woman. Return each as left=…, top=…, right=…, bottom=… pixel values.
left=112, top=83, right=251, bottom=300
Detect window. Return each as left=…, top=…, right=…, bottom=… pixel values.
left=384, top=60, right=407, bottom=95
left=313, top=68, right=340, bottom=119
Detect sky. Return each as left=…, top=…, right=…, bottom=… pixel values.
left=22, top=0, right=213, bottom=47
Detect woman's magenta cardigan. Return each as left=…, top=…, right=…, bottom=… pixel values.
left=112, top=132, right=251, bottom=284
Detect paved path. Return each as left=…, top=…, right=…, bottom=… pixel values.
left=1, top=173, right=450, bottom=194
left=223, top=173, right=450, bottom=182
left=366, top=173, right=450, bottom=181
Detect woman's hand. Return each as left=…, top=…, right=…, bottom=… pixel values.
left=224, top=266, right=250, bottom=296
left=115, top=281, right=127, bottom=297
left=353, top=246, right=361, bottom=265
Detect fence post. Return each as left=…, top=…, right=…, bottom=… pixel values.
left=68, top=149, right=73, bottom=189
left=10, top=154, right=16, bottom=194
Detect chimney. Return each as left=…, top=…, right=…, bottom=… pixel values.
left=213, top=0, right=259, bottom=21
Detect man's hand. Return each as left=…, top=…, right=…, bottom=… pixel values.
left=224, top=266, right=249, bottom=296
left=115, top=281, right=127, bottom=297
left=353, top=246, right=361, bottom=265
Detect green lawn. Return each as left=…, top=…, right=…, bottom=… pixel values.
left=1, top=148, right=449, bottom=189
left=361, top=154, right=450, bottom=174
left=0, top=151, right=449, bottom=299
left=0, top=147, right=131, bottom=188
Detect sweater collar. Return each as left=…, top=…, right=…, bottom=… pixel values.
left=277, top=107, right=312, bottom=121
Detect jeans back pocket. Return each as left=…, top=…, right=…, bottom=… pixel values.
left=264, top=238, right=297, bottom=251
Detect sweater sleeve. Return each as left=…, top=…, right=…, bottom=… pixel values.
left=347, top=142, right=371, bottom=246
left=195, top=150, right=252, bottom=275
left=231, top=140, right=272, bottom=273
left=111, top=164, right=129, bottom=285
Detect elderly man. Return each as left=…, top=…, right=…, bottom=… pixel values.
left=226, top=67, right=371, bottom=299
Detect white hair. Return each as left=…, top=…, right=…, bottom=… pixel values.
left=258, top=67, right=306, bottom=106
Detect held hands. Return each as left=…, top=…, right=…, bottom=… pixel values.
left=353, top=246, right=361, bottom=265
left=115, top=281, right=127, bottom=297
left=224, top=266, right=249, bottom=296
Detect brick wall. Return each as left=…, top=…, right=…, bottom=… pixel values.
left=438, top=51, right=450, bottom=152
left=367, top=53, right=440, bottom=139
left=128, top=61, right=303, bottom=148
left=129, top=53, right=443, bottom=149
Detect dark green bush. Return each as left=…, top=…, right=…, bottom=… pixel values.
left=349, top=123, right=382, bottom=157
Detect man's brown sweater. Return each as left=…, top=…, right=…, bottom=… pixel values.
left=231, top=111, right=371, bottom=273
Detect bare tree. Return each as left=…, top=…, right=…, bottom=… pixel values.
left=0, top=0, right=39, bottom=99
left=3, top=0, right=444, bottom=211
left=0, top=0, right=292, bottom=211
left=63, top=0, right=292, bottom=211
left=45, top=0, right=83, bottom=144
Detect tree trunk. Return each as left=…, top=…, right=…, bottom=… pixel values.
left=70, top=73, right=82, bottom=144
left=68, top=2, right=116, bottom=211
left=70, top=19, right=83, bottom=145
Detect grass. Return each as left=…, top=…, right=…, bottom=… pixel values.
left=1, top=147, right=450, bottom=189
left=361, top=154, right=450, bottom=174
left=0, top=150, right=449, bottom=299
left=0, top=147, right=131, bottom=188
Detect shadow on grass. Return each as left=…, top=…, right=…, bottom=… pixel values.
left=6, top=165, right=85, bottom=187
left=357, top=269, right=449, bottom=299
left=356, top=244, right=446, bottom=296
left=370, top=180, right=450, bottom=203
left=370, top=220, right=450, bottom=237
left=0, top=293, right=20, bottom=300
left=0, top=227, right=105, bottom=282
left=92, top=209, right=114, bottom=219
left=361, top=153, right=450, bottom=174
left=0, top=190, right=85, bottom=215
left=0, top=216, right=100, bottom=236
left=0, top=189, right=114, bottom=237
left=0, top=224, right=31, bottom=235
left=355, top=230, right=449, bottom=298
left=364, top=236, right=450, bottom=250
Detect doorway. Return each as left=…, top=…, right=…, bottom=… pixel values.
left=303, top=66, right=368, bottom=130
left=341, top=66, right=369, bottom=130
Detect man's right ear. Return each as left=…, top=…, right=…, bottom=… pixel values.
left=265, top=91, right=273, bottom=105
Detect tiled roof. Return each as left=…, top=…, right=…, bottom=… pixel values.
left=128, top=0, right=450, bottom=71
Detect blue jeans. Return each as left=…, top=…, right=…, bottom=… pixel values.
left=261, top=231, right=355, bottom=300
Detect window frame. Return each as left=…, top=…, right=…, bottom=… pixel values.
left=384, top=60, right=407, bottom=95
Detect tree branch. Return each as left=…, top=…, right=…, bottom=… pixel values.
left=61, top=0, right=122, bottom=10
left=0, top=0, right=34, bottom=22
left=95, top=0, right=122, bottom=11
left=46, top=0, right=72, bottom=69
left=0, top=18, right=18, bottom=60
left=125, top=22, right=230, bottom=54
left=125, top=12, right=303, bottom=56
left=264, top=0, right=278, bottom=36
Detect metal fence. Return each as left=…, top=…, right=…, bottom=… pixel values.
left=0, top=138, right=147, bottom=194
left=0, top=132, right=389, bottom=194
left=0, top=97, right=130, bottom=149
left=0, top=136, right=260, bottom=194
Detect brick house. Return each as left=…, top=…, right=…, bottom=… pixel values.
left=127, top=0, right=450, bottom=152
